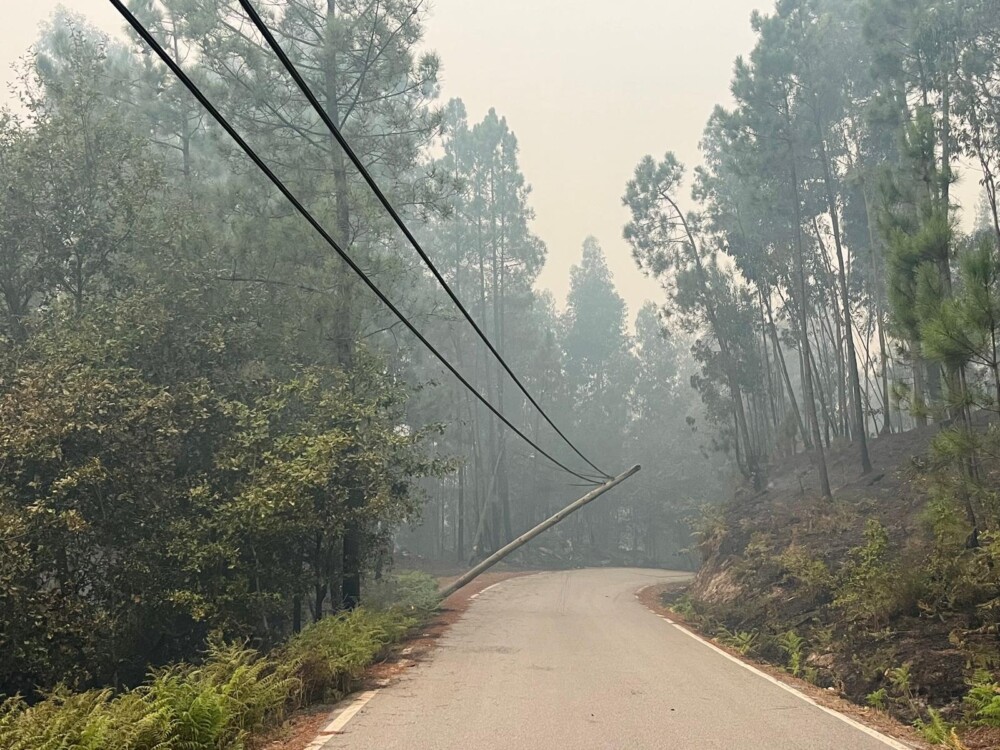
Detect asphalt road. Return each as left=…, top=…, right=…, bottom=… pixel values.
left=324, top=568, right=909, bottom=750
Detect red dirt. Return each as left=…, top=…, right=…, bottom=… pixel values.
left=261, top=571, right=529, bottom=750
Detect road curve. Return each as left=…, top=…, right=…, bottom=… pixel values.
left=324, top=568, right=907, bottom=750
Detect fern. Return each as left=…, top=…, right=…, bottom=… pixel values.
left=914, top=708, right=968, bottom=749
left=284, top=608, right=414, bottom=703
left=866, top=687, right=889, bottom=711
left=965, top=669, right=1000, bottom=727
left=0, top=610, right=414, bottom=750
left=716, top=627, right=758, bottom=655
left=778, top=630, right=806, bottom=677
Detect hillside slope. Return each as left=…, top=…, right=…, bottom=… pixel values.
left=685, top=418, right=1000, bottom=748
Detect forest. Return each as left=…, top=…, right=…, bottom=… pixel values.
left=3, top=0, right=1000, bottom=746
left=0, top=0, right=718, bottom=704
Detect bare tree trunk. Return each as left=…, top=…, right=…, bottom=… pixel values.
left=788, top=127, right=831, bottom=498
left=818, top=140, right=871, bottom=472
left=765, top=294, right=809, bottom=448
left=324, top=0, right=363, bottom=610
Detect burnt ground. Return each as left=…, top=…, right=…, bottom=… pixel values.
left=687, top=414, right=1000, bottom=749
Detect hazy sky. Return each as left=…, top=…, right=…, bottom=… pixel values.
left=2, top=1, right=768, bottom=321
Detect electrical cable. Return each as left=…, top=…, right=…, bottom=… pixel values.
left=235, top=0, right=612, bottom=480
left=110, top=0, right=604, bottom=485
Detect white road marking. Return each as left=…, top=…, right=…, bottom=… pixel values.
left=469, top=579, right=507, bottom=600
left=310, top=574, right=526, bottom=746
left=468, top=571, right=542, bottom=600
left=636, top=591, right=913, bottom=750
left=307, top=690, right=380, bottom=749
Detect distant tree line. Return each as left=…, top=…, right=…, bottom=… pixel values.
left=624, top=0, right=1000, bottom=525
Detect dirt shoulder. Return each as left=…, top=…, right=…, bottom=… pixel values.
left=263, top=571, right=530, bottom=750
left=636, top=582, right=933, bottom=750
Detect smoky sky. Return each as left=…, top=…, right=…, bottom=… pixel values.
left=11, top=1, right=976, bottom=323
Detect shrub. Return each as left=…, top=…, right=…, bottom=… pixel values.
left=779, top=546, right=834, bottom=597
left=833, top=520, right=901, bottom=628
left=964, top=669, right=1000, bottom=727
left=778, top=630, right=806, bottom=677
left=283, top=609, right=415, bottom=703
left=363, top=571, right=441, bottom=613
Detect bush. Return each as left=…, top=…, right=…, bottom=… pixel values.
left=779, top=546, right=834, bottom=598
left=0, top=610, right=415, bottom=749
left=283, top=609, right=415, bottom=704
left=833, top=521, right=902, bottom=628
left=363, top=571, right=441, bottom=613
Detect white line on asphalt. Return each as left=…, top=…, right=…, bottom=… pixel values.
left=310, top=575, right=525, bottom=746
left=469, top=571, right=544, bottom=600
left=307, top=690, right=380, bottom=749
left=469, top=579, right=507, bottom=600
left=649, top=607, right=913, bottom=750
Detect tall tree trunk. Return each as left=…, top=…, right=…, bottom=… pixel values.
left=456, top=464, right=466, bottom=564
left=324, top=0, right=363, bottom=610
left=817, top=116, right=872, bottom=471
left=765, top=294, right=809, bottom=448
left=788, top=124, right=831, bottom=498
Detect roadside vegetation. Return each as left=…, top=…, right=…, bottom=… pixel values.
left=0, top=572, right=435, bottom=749
left=0, top=0, right=712, bottom=719
left=616, top=0, right=1000, bottom=746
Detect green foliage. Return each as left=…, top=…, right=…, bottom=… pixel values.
left=779, top=546, right=834, bottom=597
left=867, top=688, right=889, bottom=712
left=0, top=292, right=444, bottom=694
left=964, top=670, right=1000, bottom=727
left=362, top=571, right=441, bottom=614
left=717, top=628, right=759, bottom=656
left=0, top=610, right=414, bottom=750
left=888, top=664, right=913, bottom=702
left=833, top=521, right=903, bottom=628
left=778, top=630, right=806, bottom=678
left=914, top=708, right=968, bottom=749
left=666, top=594, right=696, bottom=618
left=282, top=609, right=414, bottom=704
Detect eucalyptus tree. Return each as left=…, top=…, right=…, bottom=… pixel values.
left=725, top=22, right=835, bottom=495
left=696, top=108, right=809, bottom=453
left=560, top=238, right=635, bottom=556
left=766, top=0, right=873, bottom=470
left=416, top=100, right=546, bottom=556
left=623, top=154, right=765, bottom=488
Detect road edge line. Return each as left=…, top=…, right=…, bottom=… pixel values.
left=308, top=689, right=380, bottom=748
left=309, top=573, right=532, bottom=747
left=467, top=570, right=543, bottom=600
left=469, top=579, right=507, bottom=600
left=645, top=602, right=913, bottom=750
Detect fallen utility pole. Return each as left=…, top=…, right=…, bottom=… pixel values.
left=438, top=465, right=641, bottom=599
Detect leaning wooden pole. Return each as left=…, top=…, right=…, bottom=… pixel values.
left=438, top=465, right=641, bottom=599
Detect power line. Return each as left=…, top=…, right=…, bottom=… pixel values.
left=235, top=0, right=612, bottom=481
left=110, top=0, right=604, bottom=486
